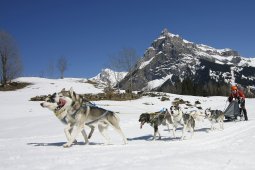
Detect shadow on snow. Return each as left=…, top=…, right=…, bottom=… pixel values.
left=27, top=141, right=102, bottom=147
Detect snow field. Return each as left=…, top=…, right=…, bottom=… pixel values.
left=0, top=77, right=254, bottom=170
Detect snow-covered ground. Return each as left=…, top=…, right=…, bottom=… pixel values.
left=0, top=77, right=254, bottom=170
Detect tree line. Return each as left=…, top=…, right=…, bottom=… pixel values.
left=158, top=77, right=255, bottom=97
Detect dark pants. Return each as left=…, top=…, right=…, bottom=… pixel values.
left=240, top=100, right=248, bottom=121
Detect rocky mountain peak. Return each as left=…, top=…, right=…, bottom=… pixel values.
left=161, top=28, right=169, bottom=36
left=119, top=28, right=255, bottom=96
left=160, top=28, right=179, bottom=38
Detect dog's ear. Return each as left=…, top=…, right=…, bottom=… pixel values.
left=51, top=93, right=56, bottom=98
left=61, top=88, right=66, bottom=92
left=69, top=87, right=74, bottom=98
left=70, top=87, right=73, bottom=93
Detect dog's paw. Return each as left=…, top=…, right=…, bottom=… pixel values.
left=180, top=137, right=185, bottom=141
left=63, top=143, right=72, bottom=148
left=84, top=141, right=90, bottom=145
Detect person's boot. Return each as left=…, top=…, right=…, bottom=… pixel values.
left=243, top=109, right=248, bottom=121
left=237, top=108, right=242, bottom=119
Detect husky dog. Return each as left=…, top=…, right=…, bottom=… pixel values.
left=169, top=106, right=195, bottom=140
left=205, top=108, right=224, bottom=130
left=41, top=88, right=127, bottom=147
left=139, top=109, right=176, bottom=140
left=40, top=92, right=95, bottom=146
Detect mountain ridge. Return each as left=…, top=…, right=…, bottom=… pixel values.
left=119, top=28, right=255, bottom=96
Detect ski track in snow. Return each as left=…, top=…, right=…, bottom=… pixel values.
left=0, top=77, right=254, bottom=170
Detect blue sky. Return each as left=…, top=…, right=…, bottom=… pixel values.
left=1, top=0, right=255, bottom=78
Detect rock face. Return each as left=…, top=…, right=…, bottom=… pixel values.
left=119, top=28, right=255, bottom=96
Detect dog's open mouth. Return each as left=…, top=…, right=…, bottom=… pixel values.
left=56, top=98, right=66, bottom=110
left=140, top=121, right=145, bottom=129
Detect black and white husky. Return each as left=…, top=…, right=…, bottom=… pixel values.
left=169, top=106, right=195, bottom=140
left=205, top=108, right=224, bottom=130
left=41, top=88, right=127, bottom=147
left=138, top=109, right=176, bottom=140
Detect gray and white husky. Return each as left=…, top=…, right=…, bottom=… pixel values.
left=40, top=90, right=94, bottom=146
left=138, top=109, right=176, bottom=140
left=205, top=108, right=224, bottom=130
left=169, top=106, right=195, bottom=140
left=41, top=88, right=127, bottom=147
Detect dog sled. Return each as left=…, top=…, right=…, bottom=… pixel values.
left=224, top=100, right=243, bottom=121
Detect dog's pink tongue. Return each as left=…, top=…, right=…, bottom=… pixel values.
left=140, top=123, right=143, bottom=129
left=58, top=98, right=66, bottom=107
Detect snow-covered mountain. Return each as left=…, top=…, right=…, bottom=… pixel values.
left=89, top=68, right=127, bottom=88
left=119, top=28, right=255, bottom=95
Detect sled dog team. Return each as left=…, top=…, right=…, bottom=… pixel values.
left=41, top=88, right=225, bottom=147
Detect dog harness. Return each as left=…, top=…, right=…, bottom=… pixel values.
left=149, top=108, right=168, bottom=125
left=66, top=102, right=110, bottom=126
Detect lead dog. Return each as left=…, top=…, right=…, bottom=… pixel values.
left=169, top=106, right=195, bottom=140
left=40, top=91, right=94, bottom=146
left=41, top=88, right=127, bottom=147
left=139, top=109, right=176, bottom=140
left=205, top=108, right=224, bottom=130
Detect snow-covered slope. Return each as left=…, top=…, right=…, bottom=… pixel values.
left=89, top=68, right=127, bottom=87
left=0, top=77, right=255, bottom=170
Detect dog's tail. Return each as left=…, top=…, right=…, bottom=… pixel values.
left=189, top=111, right=196, bottom=119
left=189, top=110, right=205, bottom=120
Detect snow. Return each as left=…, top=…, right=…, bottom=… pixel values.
left=196, top=44, right=231, bottom=54
left=1, top=77, right=255, bottom=170
left=139, top=57, right=154, bottom=69
left=249, top=57, right=255, bottom=66
left=196, top=44, right=255, bottom=67
left=238, top=57, right=255, bottom=67
left=215, top=60, right=225, bottom=65
left=157, top=36, right=165, bottom=40
left=155, top=31, right=180, bottom=42
left=14, top=77, right=103, bottom=95
left=89, top=68, right=127, bottom=87
left=183, top=39, right=193, bottom=44
left=143, top=74, right=173, bottom=90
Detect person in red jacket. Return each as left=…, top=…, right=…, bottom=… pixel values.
left=228, top=85, right=248, bottom=121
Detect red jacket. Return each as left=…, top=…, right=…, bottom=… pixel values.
left=229, top=90, right=245, bottom=102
